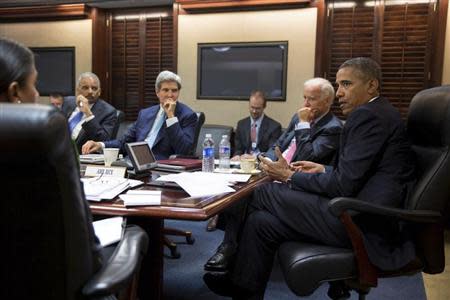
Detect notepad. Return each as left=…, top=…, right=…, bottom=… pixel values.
left=119, top=190, right=161, bottom=206
left=93, top=217, right=123, bottom=247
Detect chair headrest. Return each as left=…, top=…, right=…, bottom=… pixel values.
left=407, top=85, right=450, bottom=147
left=0, top=104, right=67, bottom=157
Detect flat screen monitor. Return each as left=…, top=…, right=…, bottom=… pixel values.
left=125, top=142, right=157, bottom=173
left=30, top=47, right=75, bottom=96
left=197, top=42, right=288, bottom=101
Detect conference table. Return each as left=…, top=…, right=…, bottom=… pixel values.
left=89, top=171, right=271, bottom=300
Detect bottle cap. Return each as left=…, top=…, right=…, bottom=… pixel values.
left=222, top=135, right=228, bottom=139
left=206, top=133, right=212, bottom=138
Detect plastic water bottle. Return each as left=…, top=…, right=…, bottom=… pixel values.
left=219, top=134, right=231, bottom=169
left=202, top=133, right=215, bottom=172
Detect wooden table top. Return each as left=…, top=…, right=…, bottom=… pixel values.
left=89, top=172, right=271, bottom=221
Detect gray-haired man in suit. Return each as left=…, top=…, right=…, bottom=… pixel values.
left=62, top=72, right=117, bottom=152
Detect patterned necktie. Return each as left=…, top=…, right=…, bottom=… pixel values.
left=283, top=137, right=297, bottom=163
left=68, top=111, right=83, bottom=134
left=250, top=123, right=257, bottom=143
left=146, top=110, right=165, bottom=148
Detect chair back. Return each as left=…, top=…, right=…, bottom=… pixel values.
left=111, top=109, right=125, bottom=139
left=406, top=85, right=450, bottom=273
left=195, top=124, right=234, bottom=158
left=191, top=112, right=205, bottom=155
left=116, top=120, right=134, bottom=140
left=0, top=104, right=101, bottom=300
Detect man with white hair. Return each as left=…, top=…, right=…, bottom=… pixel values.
left=82, top=70, right=197, bottom=160
left=62, top=72, right=117, bottom=151
left=264, top=77, right=343, bottom=165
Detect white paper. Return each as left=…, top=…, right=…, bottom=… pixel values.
left=82, top=178, right=144, bottom=201
left=119, top=190, right=161, bottom=206
left=155, top=172, right=248, bottom=197
left=93, top=217, right=123, bottom=247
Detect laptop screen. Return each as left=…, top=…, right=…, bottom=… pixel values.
left=125, top=142, right=157, bottom=173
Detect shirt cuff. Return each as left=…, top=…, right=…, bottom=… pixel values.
left=295, top=121, right=310, bottom=130
left=100, top=142, right=105, bottom=150
left=166, top=116, right=179, bottom=127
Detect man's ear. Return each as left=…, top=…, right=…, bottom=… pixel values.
left=367, top=79, right=379, bottom=96
left=6, top=82, right=20, bottom=102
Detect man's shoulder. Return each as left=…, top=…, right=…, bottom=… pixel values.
left=176, top=101, right=196, bottom=116
left=95, top=98, right=116, bottom=112
left=262, top=115, right=281, bottom=127
left=237, top=116, right=251, bottom=125
left=323, top=111, right=344, bottom=128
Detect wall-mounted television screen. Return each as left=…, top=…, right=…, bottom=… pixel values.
left=197, top=42, right=288, bottom=101
left=30, top=47, right=75, bottom=96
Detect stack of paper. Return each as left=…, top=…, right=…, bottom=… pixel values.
left=155, top=172, right=251, bottom=197
left=119, top=190, right=162, bottom=206
left=82, top=177, right=143, bottom=201
left=93, top=217, right=123, bottom=247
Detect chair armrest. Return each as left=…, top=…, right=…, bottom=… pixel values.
left=328, top=197, right=441, bottom=223
left=82, top=225, right=149, bottom=297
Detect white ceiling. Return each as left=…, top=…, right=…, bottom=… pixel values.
left=0, top=0, right=174, bottom=9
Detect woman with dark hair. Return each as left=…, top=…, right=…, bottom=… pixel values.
left=0, top=37, right=39, bottom=103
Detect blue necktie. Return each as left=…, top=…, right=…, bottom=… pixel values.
left=68, top=111, right=83, bottom=134
left=146, top=111, right=165, bottom=148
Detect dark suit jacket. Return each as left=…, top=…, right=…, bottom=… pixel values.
left=265, top=111, right=343, bottom=165
left=291, top=97, right=416, bottom=270
left=105, top=101, right=197, bottom=160
left=62, top=96, right=117, bottom=151
left=234, top=115, right=282, bottom=156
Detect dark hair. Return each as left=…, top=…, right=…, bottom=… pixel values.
left=49, top=92, right=64, bottom=100
left=250, top=90, right=267, bottom=107
left=339, top=57, right=382, bottom=89
left=0, top=38, right=35, bottom=94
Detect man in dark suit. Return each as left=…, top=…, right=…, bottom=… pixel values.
left=232, top=90, right=281, bottom=158
left=203, top=57, right=416, bottom=299
left=82, top=70, right=197, bottom=160
left=264, top=77, right=343, bottom=165
left=62, top=72, right=117, bottom=152
left=204, top=77, right=344, bottom=262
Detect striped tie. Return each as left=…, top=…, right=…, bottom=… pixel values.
left=68, top=111, right=83, bottom=134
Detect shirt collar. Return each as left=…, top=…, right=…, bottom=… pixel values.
left=251, top=114, right=264, bottom=126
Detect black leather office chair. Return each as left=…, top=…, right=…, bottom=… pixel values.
left=278, top=85, right=450, bottom=299
left=111, top=109, right=125, bottom=139
left=0, top=104, right=149, bottom=300
left=195, top=124, right=234, bottom=158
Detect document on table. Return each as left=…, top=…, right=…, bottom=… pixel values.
left=82, top=177, right=143, bottom=201
left=119, top=190, right=161, bottom=206
left=155, top=172, right=251, bottom=197
left=93, top=216, right=123, bottom=247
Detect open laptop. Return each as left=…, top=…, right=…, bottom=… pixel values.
left=124, top=141, right=158, bottom=173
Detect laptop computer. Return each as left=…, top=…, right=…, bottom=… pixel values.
left=124, top=141, right=158, bottom=173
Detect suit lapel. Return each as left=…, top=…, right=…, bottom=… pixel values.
left=244, top=117, right=251, bottom=151
left=310, top=112, right=332, bottom=137
left=257, top=117, right=268, bottom=148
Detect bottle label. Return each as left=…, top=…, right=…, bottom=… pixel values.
left=203, top=147, right=214, bottom=158
left=219, top=147, right=230, bottom=155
